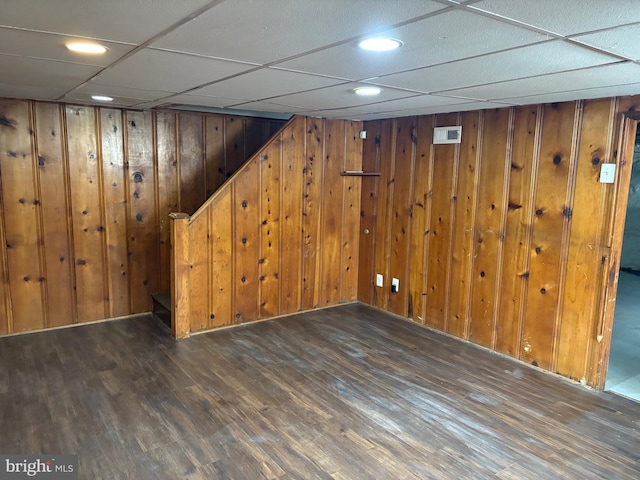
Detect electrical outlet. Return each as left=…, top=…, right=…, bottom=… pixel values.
left=376, top=274, right=384, bottom=287
left=391, top=278, right=399, bottom=293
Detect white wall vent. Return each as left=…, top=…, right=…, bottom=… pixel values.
left=433, top=126, right=462, bottom=144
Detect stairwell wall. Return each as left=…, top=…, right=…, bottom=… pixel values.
left=172, top=116, right=363, bottom=333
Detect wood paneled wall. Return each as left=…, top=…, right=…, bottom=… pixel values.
left=172, top=116, right=362, bottom=334
left=359, top=98, right=638, bottom=386
left=0, top=98, right=283, bottom=334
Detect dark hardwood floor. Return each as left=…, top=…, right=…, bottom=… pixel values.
left=0, top=304, right=638, bottom=479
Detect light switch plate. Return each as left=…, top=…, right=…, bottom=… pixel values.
left=376, top=274, right=383, bottom=287
left=600, top=163, right=616, bottom=183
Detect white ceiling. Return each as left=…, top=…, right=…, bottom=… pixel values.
left=1, top=0, right=640, bottom=120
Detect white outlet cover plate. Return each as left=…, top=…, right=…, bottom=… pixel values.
left=376, top=274, right=383, bottom=287
left=600, top=163, right=616, bottom=183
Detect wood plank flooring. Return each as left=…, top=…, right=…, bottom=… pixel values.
left=0, top=303, right=638, bottom=479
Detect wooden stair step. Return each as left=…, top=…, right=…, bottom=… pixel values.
left=151, top=292, right=171, bottom=330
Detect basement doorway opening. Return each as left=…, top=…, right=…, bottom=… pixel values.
left=606, top=123, right=640, bottom=402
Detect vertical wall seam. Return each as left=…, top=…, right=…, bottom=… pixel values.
left=370, top=121, right=381, bottom=305
left=122, top=111, right=133, bottom=314
left=60, top=105, right=78, bottom=324
left=421, top=115, right=436, bottom=325
left=94, top=108, right=110, bottom=320
left=384, top=119, right=398, bottom=310
left=339, top=121, right=348, bottom=301
left=550, top=101, right=584, bottom=373
left=206, top=205, right=212, bottom=328
left=152, top=111, right=161, bottom=297
left=230, top=182, right=237, bottom=323
left=464, top=110, right=484, bottom=340
left=317, top=119, right=326, bottom=307
left=297, top=118, right=305, bottom=310
left=0, top=136, right=13, bottom=331
left=258, top=137, right=263, bottom=318
left=175, top=115, right=182, bottom=212
left=404, top=117, right=418, bottom=318
left=443, top=113, right=461, bottom=333
left=491, top=107, right=516, bottom=350
left=30, top=102, right=49, bottom=329
left=517, top=104, right=544, bottom=359
left=277, top=131, right=284, bottom=315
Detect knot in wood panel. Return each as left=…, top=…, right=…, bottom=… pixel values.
left=0, top=116, right=17, bottom=128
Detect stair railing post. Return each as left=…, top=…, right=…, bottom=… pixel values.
left=170, top=213, right=191, bottom=339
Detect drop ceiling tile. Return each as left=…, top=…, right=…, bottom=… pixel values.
left=192, top=68, right=348, bottom=101
left=343, top=112, right=402, bottom=121
left=74, top=83, right=175, bottom=101
left=368, top=101, right=515, bottom=118
left=0, top=54, right=101, bottom=91
left=276, top=9, right=547, bottom=80
left=151, top=0, right=447, bottom=65
left=61, top=92, right=157, bottom=108
left=499, top=83, right=640, bottom=106
left=228, top=101, right=310, bottom=114
left=572, top=24, right=640, bottom=61
left=162, top=94, right=245, bottom=108
left=374, top=40, right=619, bottom=94
left=0, top=83, right=65, bottom=101
left=93, top=49, right=256, bottom=93
left=0, top=0, right=214, bottom=44
left=0, top=28, right=136, bottom=66
left=328, top=94, right=472, bottom=116
left=471, top=0, right=640, bottom=36
left=126, top=100, right=172, bottom=110
left=443, top=62, right=640, bottom=101
left=265, top=83, right=417, bottom=111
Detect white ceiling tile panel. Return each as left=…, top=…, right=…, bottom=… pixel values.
left=192, top=68, right=348, bottom=100
left=276, top=9, right=548, bottom=80
left=0, top=28, right=136, bottom=66
left=151, top=0, right=447, bottom=64
left=265, top=83, right=417, bottom=111
left=365, top=101, right=515, bottom=118
left=471, top=0, right=640, bottom=36
left=0, top=54, right=101, bottom=91
left=442, top=62, right=640, bottom=101
left=326, top=94, right=472, bottom=116
left=498, top=83, right=640, bottom=106
left=61, top=93, right=157, bottom=108
left=74, top=83, right=175, bottom=101
left=572, top=24, right=640, bottom=61
left=0, top=0, right=215, bottom=44
left=0, top=83, right=65, bottom=101
left=374, top=40, right=619, bottom=94
left=163, top=94, right=246, bottom=108
left=228, top=101, right=311, bottom=114
left=93, top=49, right=257, bottom=93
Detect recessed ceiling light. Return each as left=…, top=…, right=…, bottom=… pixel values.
left=91, top=95, right=114, bottom=102
left=66, top=42, right=108, bottom=54
left=354, top=86, right=382, bottom=96
left=358, top=37, right=402, bottom=52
